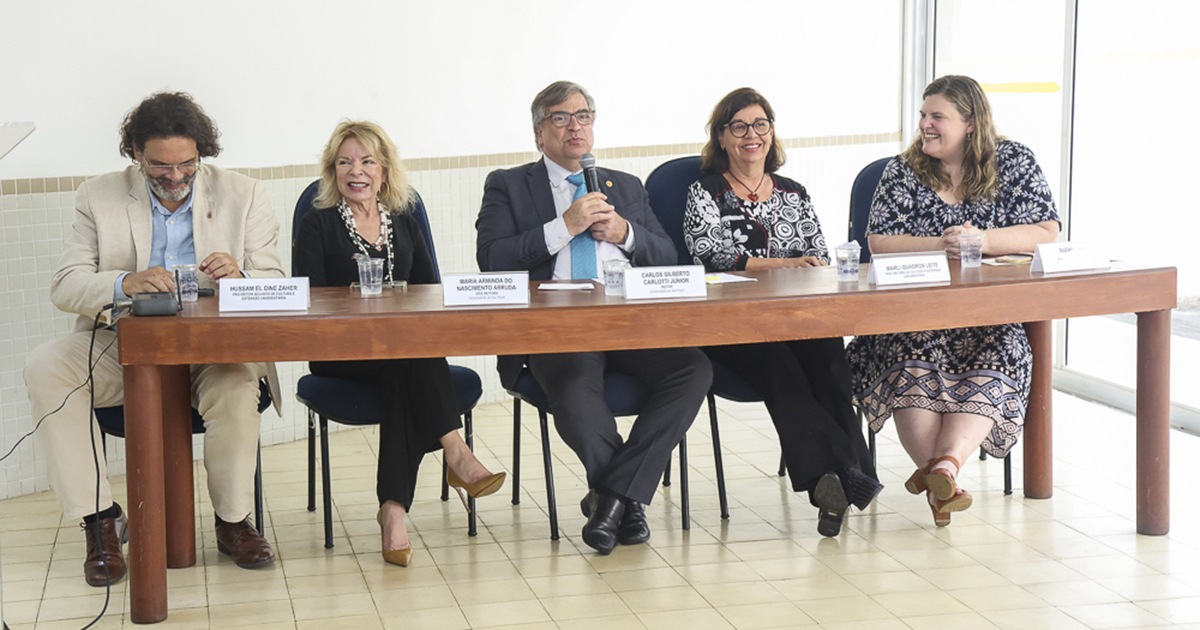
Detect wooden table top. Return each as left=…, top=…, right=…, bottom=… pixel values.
left=118, top=263, right=1177, bottom=366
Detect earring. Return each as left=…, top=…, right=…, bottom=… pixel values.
left=967, top=132, right=973, bottom=141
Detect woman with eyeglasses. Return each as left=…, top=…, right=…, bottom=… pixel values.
left=294, top=121, right=505, bottom=567
left=847, top=76, right=1059, bottom=527
left=683, top=88, right=882, bottom=537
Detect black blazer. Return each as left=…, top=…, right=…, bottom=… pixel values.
left=294, top=206, right=437, bottom=287
left=475, top=157, right=678, bottom=387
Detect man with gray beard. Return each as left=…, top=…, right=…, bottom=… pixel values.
left=23, top=92, right=284, bottom=586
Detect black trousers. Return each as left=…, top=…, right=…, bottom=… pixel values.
left=702, top=338, right=875, bottom=493
left=528, top=347, right=712, bottom=505
left=309, top=358, right=461, bottom=510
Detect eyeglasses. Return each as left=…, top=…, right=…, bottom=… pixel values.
left=544, top=109, right=595, bottom=128
left=724, top=118, right=773, bottom=138
left=140, top=158, right=200, bottom=176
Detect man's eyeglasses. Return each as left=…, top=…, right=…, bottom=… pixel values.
left=140, top=158, right=200, bottom=176
left=544, top=110, right=595, bottom=128
left=724, top=119, right=773, bottom=138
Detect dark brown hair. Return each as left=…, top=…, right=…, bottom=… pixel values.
left=118, top=92, right=221, bottom=159
left=700, top=87, right=786, bottom=175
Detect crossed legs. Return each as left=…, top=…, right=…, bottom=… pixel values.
left=894, top=407, right=994, bottom=523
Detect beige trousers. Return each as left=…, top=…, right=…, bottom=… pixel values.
left=24, top=328, right=266, bottom=522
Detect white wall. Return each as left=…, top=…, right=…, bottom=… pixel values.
left=0, top=0, right=900, bottom=177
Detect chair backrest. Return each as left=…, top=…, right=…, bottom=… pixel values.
left=292, top=181, right=441, bottom=281
left=644, top=156, right=706, bottom=266
left=848, top=157, right=894, bottom=263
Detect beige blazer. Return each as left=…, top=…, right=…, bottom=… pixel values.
left=50, top=164, right=286, bottom=411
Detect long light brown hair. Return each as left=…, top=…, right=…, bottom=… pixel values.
left=902, top=75, right=1003, bottom=202
left=315, top=120, right=414, bottom=211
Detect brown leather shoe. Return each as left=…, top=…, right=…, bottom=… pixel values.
left=82, top=504, right=128, bottom=587
left=214, top=516, right=275, bottom=569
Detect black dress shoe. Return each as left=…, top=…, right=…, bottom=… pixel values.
left=842, top=467, right=884, bottom=511
left=580, top=489, right=599, bottom=518
left=814, top=472, right=849, bottom=538
left=617, top=501, right=650, bottom=545
left=581, top=493, right=625, bottom=555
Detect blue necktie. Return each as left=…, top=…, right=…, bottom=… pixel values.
left=566, top=172, right=597, bottom=279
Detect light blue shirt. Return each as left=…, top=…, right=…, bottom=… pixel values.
left=113, top=185, right=197, bottom=299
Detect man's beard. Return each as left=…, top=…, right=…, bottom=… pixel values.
left=144, top=171, right=196, bottom=202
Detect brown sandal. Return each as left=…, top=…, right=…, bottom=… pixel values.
left=904, top=466, right=928, bottom=495
left=923, top=455, right=962, bottom=502
left=928, top=488, right=972, bottom=527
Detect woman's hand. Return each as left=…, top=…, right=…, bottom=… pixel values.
left=744, top=256, right=826, bottom=270
left=940, top=221, right=984, bottom=259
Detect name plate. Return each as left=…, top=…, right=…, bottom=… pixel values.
left=623, top=266, right=706, bottom=300
left=219, top=278, right=309, bottom=312
left=867, top=251, right=951, bottom=286
left=1031, top=242, right=1111, bottom=274
left=443, top=272, right=529, bottom=306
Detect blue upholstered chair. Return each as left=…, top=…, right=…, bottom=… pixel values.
left=291, top=180, right=487, bottom=546
left=643, top=155, right=740, bottom=519
left=95, top=380, right=272, bottom=534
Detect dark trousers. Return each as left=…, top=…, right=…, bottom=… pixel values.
left=309, top=358, right=461, bottom=510
left=702, top=338, right=875, bottom=493
left=528, top=347, right=712, bottom=505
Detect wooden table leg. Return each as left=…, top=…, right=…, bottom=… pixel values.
left=162, top=365, right=196, bottom=568
left=1137, top=309, right=1171, bottom=535
left=124, top=364, right=168, bottom=624
left=1023, top=321, right=1053, bottom=499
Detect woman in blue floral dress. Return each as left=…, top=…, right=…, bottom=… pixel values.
left=846, top=76, right=1060, bottom=526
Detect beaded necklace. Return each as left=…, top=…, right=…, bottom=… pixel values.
left=338, top=197, right=394, bottom=283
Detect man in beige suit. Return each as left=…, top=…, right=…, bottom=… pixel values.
left=23, top=92, right=284, bottom=586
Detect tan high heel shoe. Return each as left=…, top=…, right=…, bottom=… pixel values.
left=377, top=509, right=412, bottom=567
left=446, top=469, right=506, bottom=511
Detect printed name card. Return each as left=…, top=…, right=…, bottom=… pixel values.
left=443, top=272, right=530, bottom=306
left=1031, top=242, right=1111, bottom=274
left=219, top=278, right=310, bottom=312
left=867, top=251, right=951, bottom=286
left=623, top=266, right=707, bottom=300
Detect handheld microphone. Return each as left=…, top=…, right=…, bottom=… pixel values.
left=579, top=153, right=601, bottom=194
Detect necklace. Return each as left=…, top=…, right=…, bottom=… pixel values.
left=726, top=170, right=769, bottom=202
left=338, top=198, right=394, bottom=283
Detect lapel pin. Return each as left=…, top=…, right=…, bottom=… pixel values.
left=605, top=180, right=613, bottom=188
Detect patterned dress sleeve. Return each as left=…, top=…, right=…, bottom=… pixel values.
left=993, top=141, right=1060, bottom=227
left=865, top=157, right=921, bottom=236
left=777, top=181, right=830, bottom=264
left=684, top=180, right=743, bottom=271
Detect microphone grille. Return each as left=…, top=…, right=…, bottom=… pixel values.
left=579, top=153, right=596, bottom=168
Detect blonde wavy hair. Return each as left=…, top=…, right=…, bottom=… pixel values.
left=902, top=75, right=1003, bottom=203
left=315, top=120, right=414, bottom=211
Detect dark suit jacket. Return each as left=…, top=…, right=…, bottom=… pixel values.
left=476, top=157, right=678, bottom=387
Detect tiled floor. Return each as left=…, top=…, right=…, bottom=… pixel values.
left=3, top=392, right=1200, bottom=629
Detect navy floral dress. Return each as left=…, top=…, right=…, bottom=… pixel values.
left=846, top=141, right=1059, bottom=457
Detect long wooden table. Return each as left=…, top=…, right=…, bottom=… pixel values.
left=118, top=263, right=1176, bottom=623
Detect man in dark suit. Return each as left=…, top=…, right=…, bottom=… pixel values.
left=477, top=81, right=711, bottom=554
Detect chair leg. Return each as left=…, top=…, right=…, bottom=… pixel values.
left=778, top=454, right=786, bottom=477
left=538, top=409, right=558, bottom=541
left=307, top=409, right=316, bottom=512
left=441, top=459, right=450, bottom=501
left=864, top=408, right=876, bottom=471
left=254, top=440, right=264, bottom=536
left=465, top=411, right=477, bottom=537
left=1004, top=453, right=1013, bottom=495
left=980, top=446, right=988, bottom=461
left=319, top=415, right=334, bottom=549
left=663, top=452, right=672, bottom=487
left=707, top=393, right=729, bottom=520
left=679, top=434, right=689, bottom=531
left=512, top=398, right=522, bottom=506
